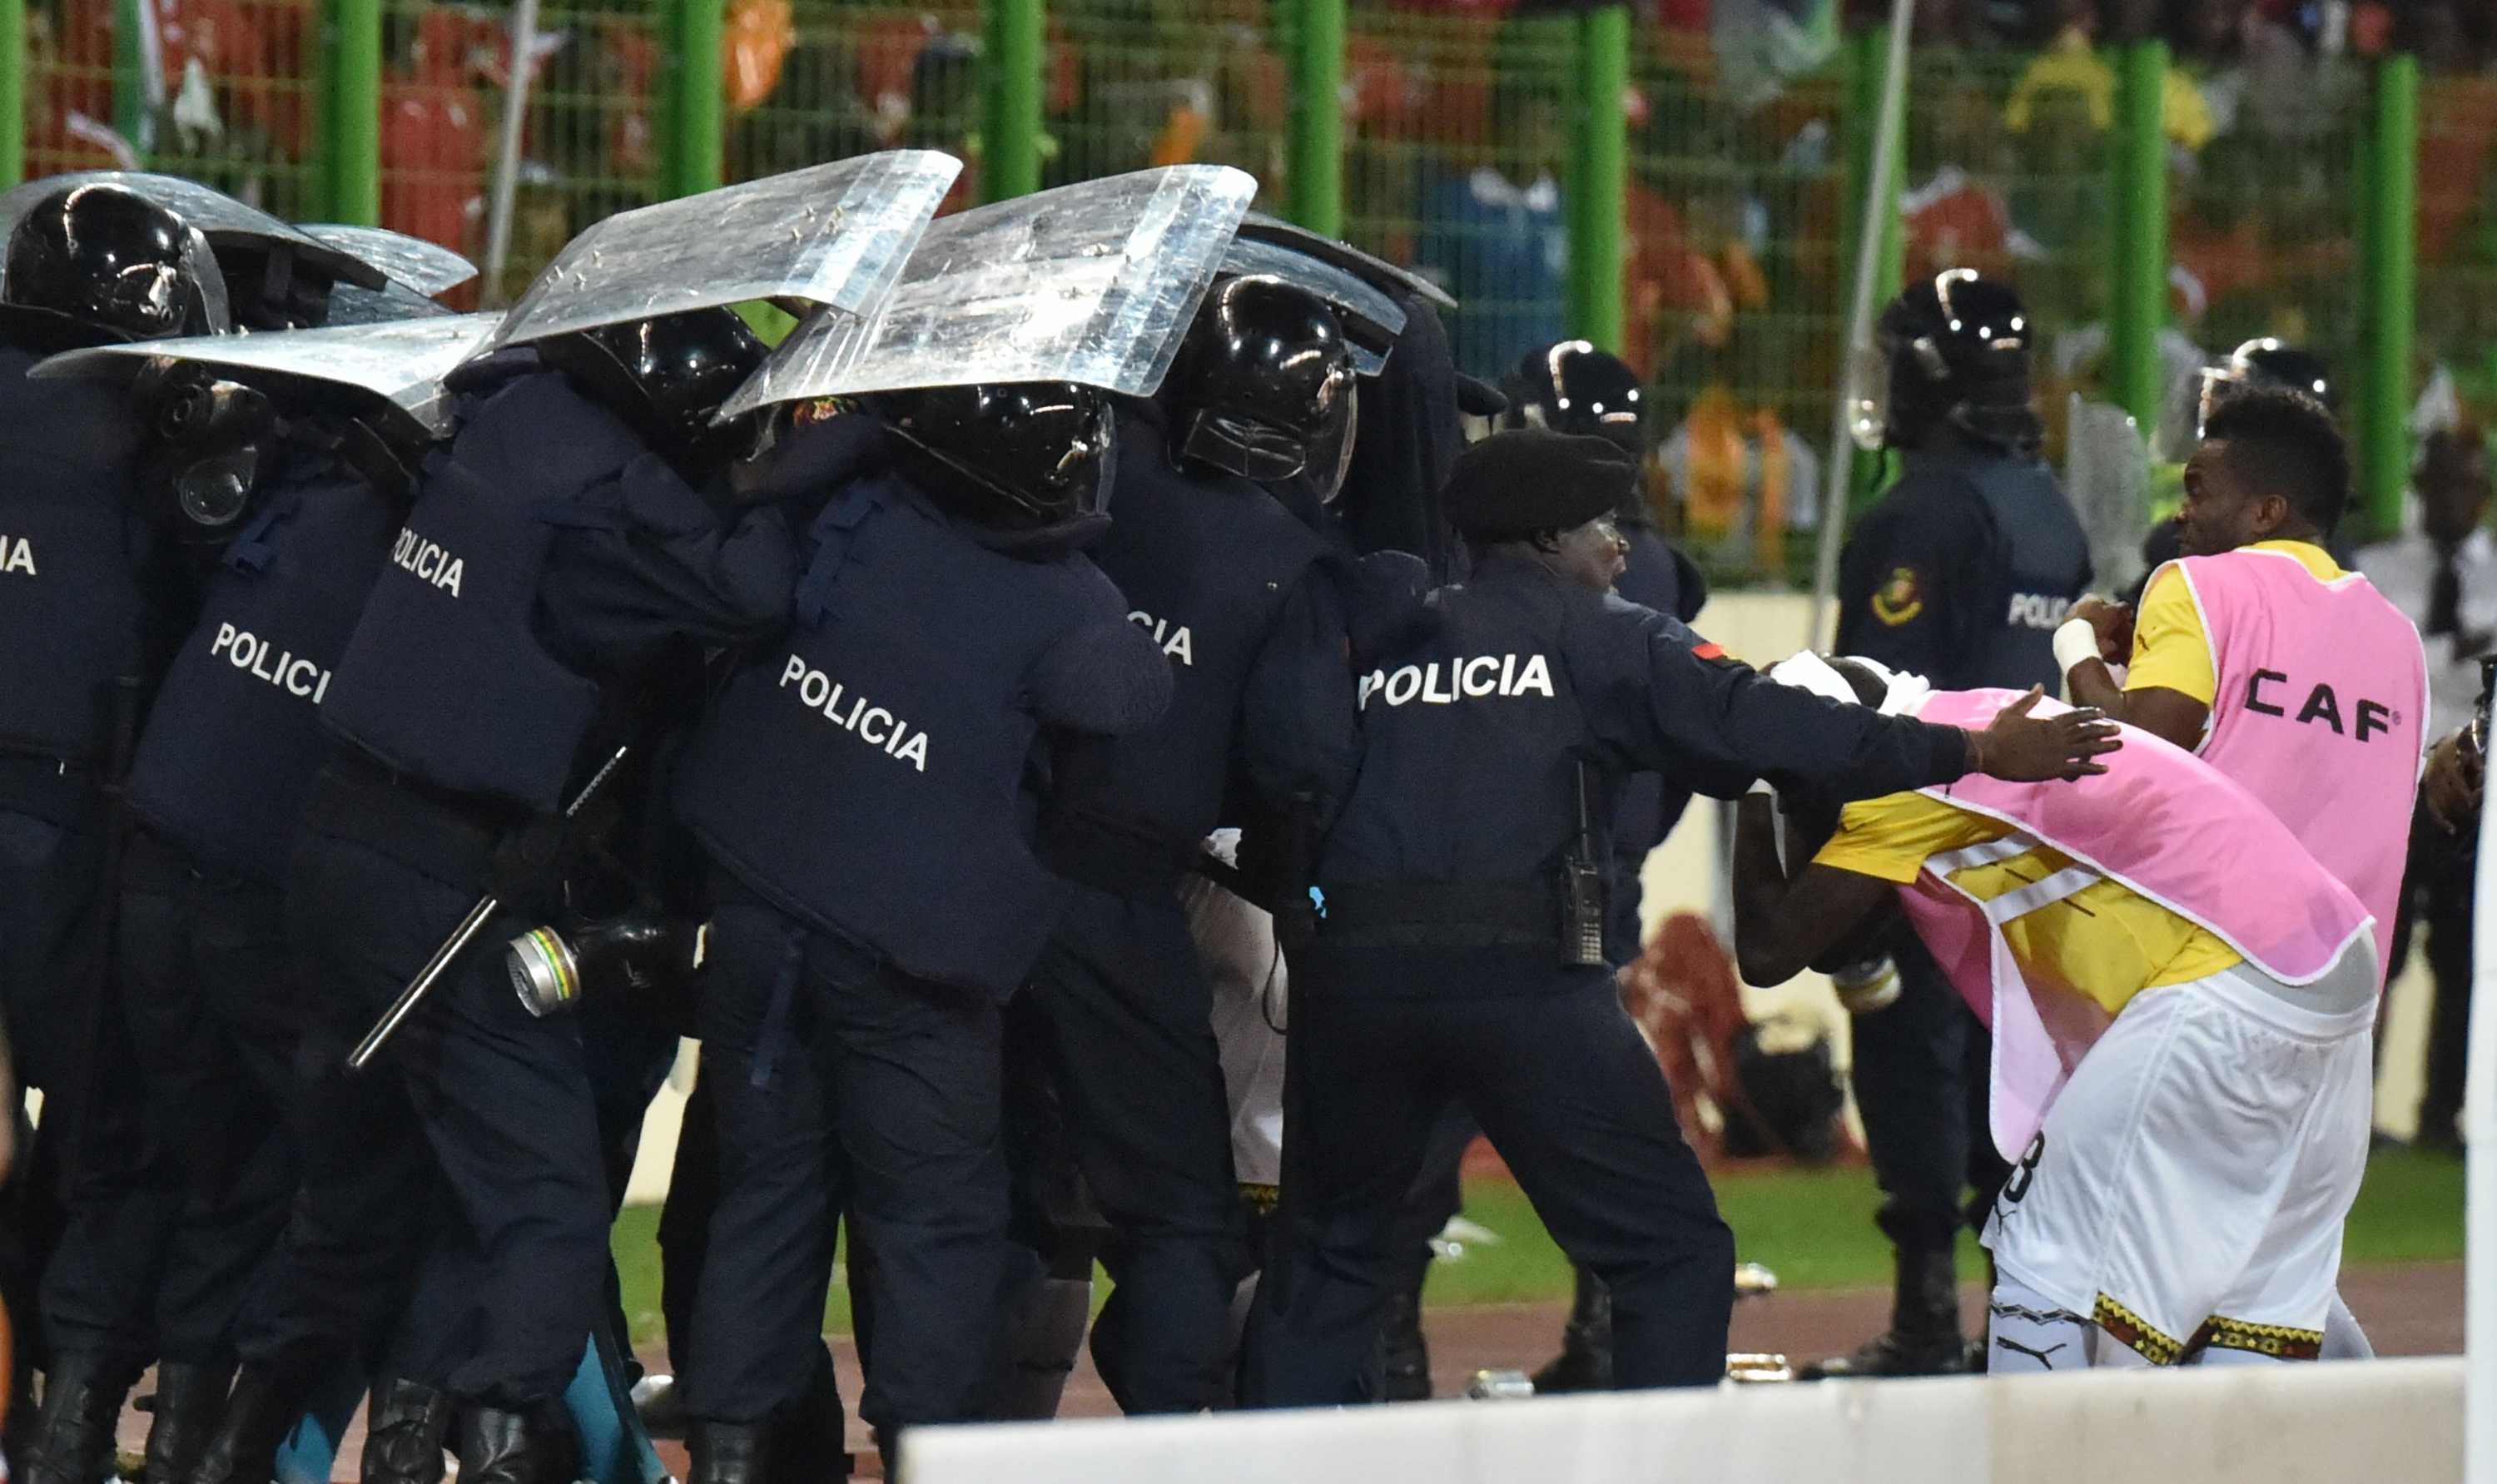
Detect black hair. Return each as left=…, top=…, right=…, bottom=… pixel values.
left=2201, top=384, right=2351, bottom=538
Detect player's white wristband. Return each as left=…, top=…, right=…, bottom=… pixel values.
left=2053, top=617, right=2102, bottom=675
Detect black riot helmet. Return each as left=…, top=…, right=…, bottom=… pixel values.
left=2193, top=338, right=2336, bottom=438
left=0, top=182, right=217, bottom=350
left=876, top=380, right=1116, bottom=535
left=538, top=306, right=769, bottom=475
left=1499, top=340, right=1646, bottom=463
left=1864, top=268, right=2040, bottom=454
left=1165, top=275, right=1358, bottom=502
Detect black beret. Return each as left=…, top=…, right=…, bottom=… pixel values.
left=1444, top=427, right=1637, bottom=538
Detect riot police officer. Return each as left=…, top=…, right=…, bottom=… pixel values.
left=668, top=382, right=1172, bottom=1481
left=97, top=365, right=418, bottom=1484
left=1497, top=340, right=1713, bottom=1392
left=0, top=182, right=226, bottom=1484
left=1014, top=277, right=1361, bottom=1417
left=1238, top=427, right=2113, bottom=1404
left=187, top=306, right=784, bottom=1484
left=1815, top=267, right=2091, bottom=1379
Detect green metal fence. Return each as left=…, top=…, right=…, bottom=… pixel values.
left=0, top=0, right=2438, bottom=582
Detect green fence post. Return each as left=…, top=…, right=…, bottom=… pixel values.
left=2109, top=39, right=2169, bottom=437
left=0, top=0, right=24, bottom=187
left=2361, top=54, right=2418, bottom=540
left=983, top=0, right=1043, bottom=203
left=664, top=0, right=725, bottom=197
left=113, top=0, right=145, bottom=156
left=1285, top=0, right=1343, bottom=236
left=329, top=0, right=380, bottom=224
left=1566, top=3, right=1628, bottom=352
left=1843, top=25, right=1904, bottom=505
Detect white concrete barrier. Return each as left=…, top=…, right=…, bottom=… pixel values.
left=901, top=1358, right=2464, bottom=1484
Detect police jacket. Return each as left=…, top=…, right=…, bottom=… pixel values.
left=0, top=343, right=161, bottom=815
left=320, top=355, right=796, bottom=821
left=126, top=429, right=401, bottom=881
left=1317, top=554, right=1972, bottom=962
left=1044, top=401, right=1356, bottom=893
left=674, top=434, right=1174, bottom=1001
left=1835, top=437, right=2090, bottom=693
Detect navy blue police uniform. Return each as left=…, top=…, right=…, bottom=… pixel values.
left=1020, top=398, right=1354, bottom=1415
left=669, top=417, right=1171, bottom=1451
left=0, top=340, right=186, bottom=1407
left=1239, top=430, right=1994, bottom=1404
left=231, top=353, right=796, bottom=1434
left=1829, top=428, right=2089, bottom=1362
left=113, top=425, right=405, bottom=1434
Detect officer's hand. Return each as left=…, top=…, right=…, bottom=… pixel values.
left=1970, top=687, right=2122, bottom=782
left=2425, top=728, right=2484, bottom=834
left=2069, top=596, right=2133, bottom=663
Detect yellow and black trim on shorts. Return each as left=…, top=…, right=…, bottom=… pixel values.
left=2092, top=1293, right=2187, bottom=1366
left=2187, top=1314, right=2324, bottom=1362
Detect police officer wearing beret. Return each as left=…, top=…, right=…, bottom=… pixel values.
left=188, top=307, right=787, bottom=1484
left=1240, top=429, right=2116, bottom=1402
left=1819, top=268, right=2090, bottom=1379
left=0, top=182, right=231, bottom=1484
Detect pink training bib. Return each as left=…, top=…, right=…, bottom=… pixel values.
left=1897, top=688, right=2373, bottom=1158
left=2162, top=548, right=2427, bottom=985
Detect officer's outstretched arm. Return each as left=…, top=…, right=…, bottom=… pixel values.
left=1634, top=635, right=1969, bottom=801
left=1728, top=794, right=1895, bottom=987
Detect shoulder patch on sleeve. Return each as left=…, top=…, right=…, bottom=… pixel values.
left=1870, top=566, right=1926, bottom=628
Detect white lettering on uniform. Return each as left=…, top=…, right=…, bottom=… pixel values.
left=2007, top=593, right=2071, bottom=630
left=1359, top=653, right=1561, bottom=709
left=1128, top=610, right=1196, bottom=667
left=389, top=526, right=465, bottom=598
left=777, top=654, right=927, bottom=772
left=0, top=535, right=34, bottom=575
left=211, top=623, right=330, bottom=707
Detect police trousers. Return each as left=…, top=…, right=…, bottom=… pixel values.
left=1023, top=881, right=1249, bottom=1415
left=117, top=829, right=301, bottom=1367
left=0, top=797, right=172, bottom=1377
left=1240, top=945, right=1734, bottom=1404
left=239, top=811, right=608, bottom=1408
left=1850, top=926, right=2009, bottom=1252
left=683, top=880, right=1007, bottom=1439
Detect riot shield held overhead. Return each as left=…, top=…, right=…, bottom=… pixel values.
left=1234, top=212, right=1457, bottom=312
left=1218, top=236, right=1400, bottom=375
left=722, top=164, right=1258, bottom=418
left=298, top=226, right=478, bottom=295
left=299, top=226, right=479, bottom=325
left=482, top=151, right=960, bottom=355
left=2065, top=395, right=2154, bottom=597
left=32, top=313, right=502, bottom=439
left=0, top=172, right=387, bottom=290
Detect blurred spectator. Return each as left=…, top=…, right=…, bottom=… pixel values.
left=2003, top=0, right=2216, bottom=151
left=380, top=9, right=488, bottom=264
left=2360, top=425, right=2496, bottom=1155
left=1656, top=336, right=1821, bottom=583
left=1411, top=78, right=1568, bottom=380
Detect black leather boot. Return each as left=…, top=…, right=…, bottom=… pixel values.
left=141, top=1362, right=235, bottom=1484
left=182, top=1359, right=313, bottom=1484
left=1529, top=1267, right=1614, bottom=1393
left=22, top=1352, right=143, bottom=1484
left=358, top=1377, right=453, bottom=1484
left=689, top=1420, right=772, bottom=1484
left=453, top=1404, right=578, bottom=1484
left=1377, top=1285, right=1431, bottom=1402
left=1798, top=1245, right=1970, bottom=1380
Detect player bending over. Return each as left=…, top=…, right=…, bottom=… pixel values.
left=1731, top=656, right=2377, bottom=1371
